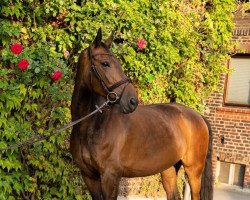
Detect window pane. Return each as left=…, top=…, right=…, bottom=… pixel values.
left=226, top=57, right=250, bottom=105
left=233, top=164, right=245, bottom=187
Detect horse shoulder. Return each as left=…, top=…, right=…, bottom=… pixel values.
left=83, top=109, right=127, bottom=172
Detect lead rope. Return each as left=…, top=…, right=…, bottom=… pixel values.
left=0, top=94, right=118, bottom=151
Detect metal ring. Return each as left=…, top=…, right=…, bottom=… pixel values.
left=107, top=92, right=119, bottom=104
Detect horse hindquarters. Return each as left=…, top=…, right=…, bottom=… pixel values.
left=181, top=113, right=210, bottom=200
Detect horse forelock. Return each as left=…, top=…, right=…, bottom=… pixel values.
left=100, top=42, right=110, bottom=51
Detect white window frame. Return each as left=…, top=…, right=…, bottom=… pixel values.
left=216, top=161, right=245, bottom=187
left=224, top=55, right=250, bottom=107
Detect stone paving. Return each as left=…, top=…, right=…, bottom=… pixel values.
left=213, top=185, right=250, bottom=200
left=118, top=184, right=250, bottom=200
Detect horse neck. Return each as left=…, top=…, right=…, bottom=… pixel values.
left=71, top=59, right=105, bottom=121
left=71, top=49, right=109, bottom=131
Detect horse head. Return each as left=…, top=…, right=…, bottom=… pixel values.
left=78, top=28, right=138, bottom=114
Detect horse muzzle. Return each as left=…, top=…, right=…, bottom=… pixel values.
left=120, top=98, right=138, bottom=114
left=119, top=91, right=138, bottom=114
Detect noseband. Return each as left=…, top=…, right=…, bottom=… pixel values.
left=88, top=48, right=131, bottom=103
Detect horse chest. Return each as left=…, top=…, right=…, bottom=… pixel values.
left=70, top=130, right=100, bottom=177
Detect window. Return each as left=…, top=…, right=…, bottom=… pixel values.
left=225, top=55, right=250, bottom=106
left=216, top=161, right=245, bottom=187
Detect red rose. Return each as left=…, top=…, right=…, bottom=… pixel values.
left=18, top=59, right=29, bottom=71
left=137, top=38, right=147, bottom=49
left=10, top=43, right=23, bottom=55
left=51, top=70, right=62, bottom=81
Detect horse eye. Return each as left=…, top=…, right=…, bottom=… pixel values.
left=101, top=62, right=110, bottom=68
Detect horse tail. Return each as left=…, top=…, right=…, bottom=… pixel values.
left=200, top=116, right=213, bottom=200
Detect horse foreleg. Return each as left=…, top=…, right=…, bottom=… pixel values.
left=82, top=174, right=103, bottom=200
left=161, top=167, right=181, bottom=200
left=100, top=170, right=121, bottom=200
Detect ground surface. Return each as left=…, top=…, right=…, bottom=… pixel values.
left=118, top=184, right=250, bottom=200
left=213, top=185, right=250, bottom=200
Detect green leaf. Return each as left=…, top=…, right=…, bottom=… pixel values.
left=34, top=67, right=41, bottom=74
left=19, top=84, right=27, bottom=95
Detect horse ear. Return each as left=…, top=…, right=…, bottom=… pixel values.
left=93, top=28, right=102, bottom=47
left=105, top=30, right=115, bottom=48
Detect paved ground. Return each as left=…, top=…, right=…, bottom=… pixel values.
left=118, top=184, right=250, bottom=200
left=213, top=185, right=250, bottom=200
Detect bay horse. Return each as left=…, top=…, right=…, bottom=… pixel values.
left=70, top=28, right=213, bottom=200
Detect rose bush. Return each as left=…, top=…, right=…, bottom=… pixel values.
left=51, top=70, right=63, bottom=81
left=137, top=38, right=147, bottom=50
left=0, top=33, right=83, bottom=199
left=18, top=59, right=29, bottom=71
left=10, top=43, right=23, bottom=55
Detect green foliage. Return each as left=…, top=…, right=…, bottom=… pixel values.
left=0, top=29, right=85, bottom=199
left=0, top=0, right=236, bottom=199
left=0, top=2, right=84, bottom=199
left=134, top=167, right=186, bottom=198
left=138, top=174, right=165, bottom=197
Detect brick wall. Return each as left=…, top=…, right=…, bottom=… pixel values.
left=206, top=88, right=250, bottom=188
left=233, top=9, right=250, bottom=53
left=205, top=9, right=250, bottom=189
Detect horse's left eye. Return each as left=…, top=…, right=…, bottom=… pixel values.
left=101, top=62, right=110, bottom=68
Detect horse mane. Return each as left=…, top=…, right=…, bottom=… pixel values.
left=71, top=49, right=93, bottom=121
left=71, top=47, right=107, bottom=122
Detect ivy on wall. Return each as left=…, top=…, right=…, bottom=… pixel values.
left=0, top=0, right=235, bottom=199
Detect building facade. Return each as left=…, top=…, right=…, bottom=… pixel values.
left=206, top=8, right=250, bottom=189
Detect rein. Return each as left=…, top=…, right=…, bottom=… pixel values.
left=0, top=94, right=117, bottom=151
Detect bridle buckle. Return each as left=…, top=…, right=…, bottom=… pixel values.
left=107, top=92, right=119, bottom=104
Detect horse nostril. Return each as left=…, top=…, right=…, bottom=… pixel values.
left=130, top=98, right=138, bottom=107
